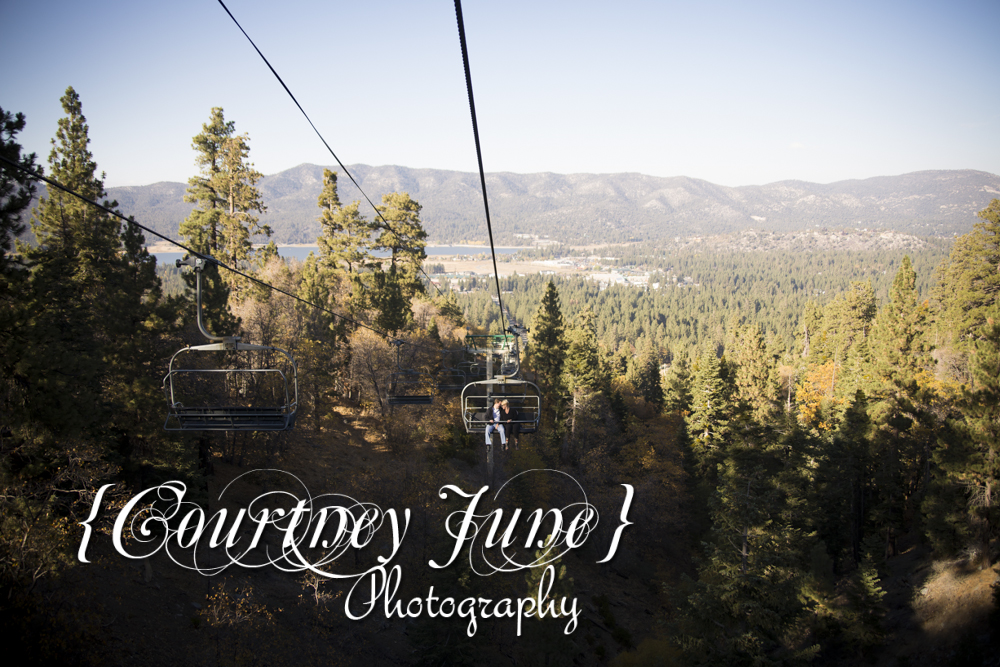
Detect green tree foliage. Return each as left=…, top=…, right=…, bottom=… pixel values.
left=317, top=169, right=371, bottom=276
left=841, top=557, right=887, bottom=656
left=295, top=253, right=347, bottom=431
left=819, top=280, right=877, bottom=363
left=930, top=313, right=1000, bottom=565
left=0, top=107, right=37, bottom=428
left=19, top=87, right=168, bottom=449
left=687, top=350, right=731, bottom=465
left=216, top=129, right=269, bottom=270
left=676, top=435, right=819, bottom=666
left=1, top=90, right=182, bottom=636
left=373, top=192, right=427, bottom=300
left=20, top=87, right=131, bottom=436
left=313, top=176, right=428, bottom=325
left=814, top=393, right=872, bottom=567
left=663, top=350, right=692, bottom=414
left=563, top=309, right=604, bottom=396
left=934, top=199, right=1000, bottom=347
left=179, top=107, right=269, bottom=317
left=370, top=264, right=411, bottom=334
left=0, top=107, right=36, bottom=275
left=529, top=281, right=566, bottom=393
left=869, top=256, right=932, bottom=404
left=731, top=323, right=777, bottom=422
left=629, top=341, right=665, bottom=413
left=182, top=107, right=231, bottom=255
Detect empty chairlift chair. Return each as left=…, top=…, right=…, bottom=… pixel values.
left=386, top=340, right=434, bottom=406
left=163, top=257, right=298, bottom=431
left=436, top=367, right=468, bottom=392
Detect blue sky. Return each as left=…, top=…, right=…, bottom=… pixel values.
left=2, top=0, right=998, bottom=188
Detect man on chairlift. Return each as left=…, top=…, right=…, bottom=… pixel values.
left=485, top=397, right=507, bottom=450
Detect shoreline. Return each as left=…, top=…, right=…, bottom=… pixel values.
left=144, top=241, right=533, bottom=253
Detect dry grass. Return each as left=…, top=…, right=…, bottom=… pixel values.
left=912, top=559, right=998, bottom=639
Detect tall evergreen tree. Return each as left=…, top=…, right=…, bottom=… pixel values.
left=663, top=350, right=693, bottom=415
left=180, top=107, right=232, bottom=256
left=800, top=299, right=823, bottom=359
left=563, top=309, right=604, bottom=396
left=295, top=253, right=346, bottom=431
left=933, top=198, right=1000, bottom=346
left=631, top=341, right=665, bottom=412
left=20, top=87, right=124, bottom=435
left=0, top=108, right=37, bottom=437
left=373, top=192, right=427, bottom=299
left=676, top=436, right=818, bottom=666
left=870, top=256, right=931, bottom=397
left=731, top=323, right=777, bottom=423
left=179, top=108, right=268, bottom=319
left=688, top=349, right=731, bottom=462
left=530, top=280, right=566, bottom=393
left=9, top=86, right=167, bottom=458
left=216, top=131, right=269, bottom=272
left=317, top=170, right=372, bottom=276
left=934, top=313, right=1000, bottom=566
left=0, top=107, right=36, bottom=275
left=814, top=391, right=872, bottom=567
left=822, top=281, right=876, bottom=363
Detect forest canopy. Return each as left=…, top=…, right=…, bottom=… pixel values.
left=1, top=89, right=998, bottom=666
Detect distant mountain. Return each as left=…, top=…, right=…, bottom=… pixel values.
left=100, top=165, right=1000, bottom=246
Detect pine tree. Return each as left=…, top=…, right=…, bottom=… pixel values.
left=731, top=323, right=777, bottom=423
left=813, top=391, right=871, bottom=566
left=870, top=256, right=931, bottom=400
left=0, top=107, right=36, bottom=275
left=934, top=199, right=1000, bottom=346
left=179, top=107, right=268, bottom=316
left=295, top=253, right=346, bottom=431
left=11, top=87, right=167, bottom=450
left=216, top=131, right=269, bottom=272
left=663, top=350, right=692, bottom=414
left=676, top=437, right=818, bottom=665
left=180, top=107, right=232, bottom=256
left=0, top=108, right=37, bottom=438
left=30, top=88, right=119, bottom=263
left=530, top=280, right=566, bottom=393
left=842, top=556, right=887, bottom=656
left=800, top=299, right=823, bottom=359
left=631, top=341, right=665, bottom=413
left=316, top=170, right=372, bottom=276
left=20, top=87, right=124, bottom=435
left=822, top=281, right=876, bottom=363
left=563, top=309, right=604, bottom=395
left=373, top=192, right=427, bottom=299
left=935, top=313, right=1000, bottom=566
left=687, top=349, right=731, bottom=463
left=370, top=264, right=410, bottom=334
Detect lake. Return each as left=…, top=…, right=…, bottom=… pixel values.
left=152, top=245, right=522, bottom=266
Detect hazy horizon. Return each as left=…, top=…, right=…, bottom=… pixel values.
left=2, top=1, right=997, bottom=190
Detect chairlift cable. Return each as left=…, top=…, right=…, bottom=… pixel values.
left=451, top=2, right=543, bottom=443
left=453, top=0, right=507, bottom=334
left=0, top=155, right=451, bottom=355
left=215, top=0, right=444, bottom=298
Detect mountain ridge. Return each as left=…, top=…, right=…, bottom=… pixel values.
left=99, top=165, right=1000, bottom=246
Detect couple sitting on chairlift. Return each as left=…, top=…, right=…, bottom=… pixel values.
left=485, top=397, right=519, bottom=451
